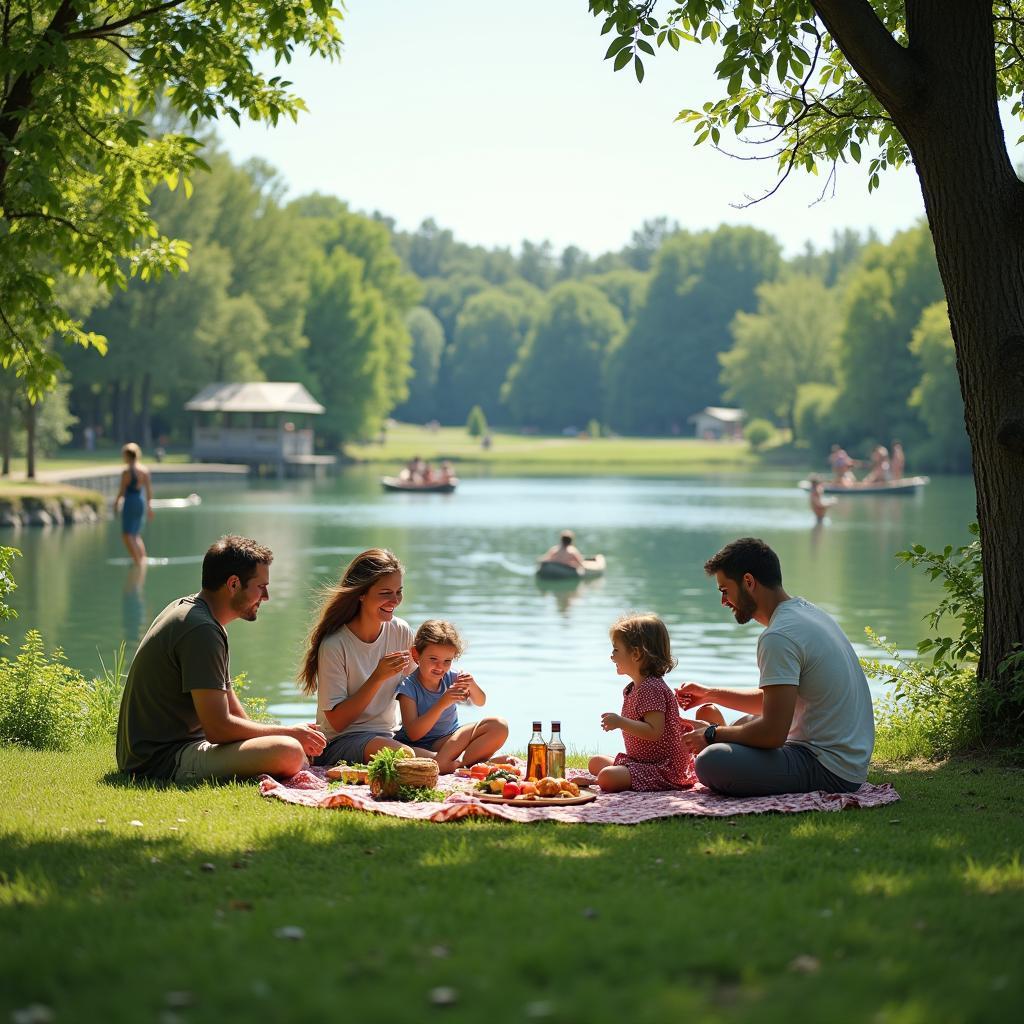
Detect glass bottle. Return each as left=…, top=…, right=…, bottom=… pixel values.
left=526, top=721, right=548, bottom=780
left=546, top=721, right=566, bottom=779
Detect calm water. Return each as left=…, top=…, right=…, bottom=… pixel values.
left=7, top=468, right=975, bottom=754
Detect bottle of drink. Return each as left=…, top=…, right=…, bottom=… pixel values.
left=526, top=721, right=548, bottom=781
left=547, top=721, right=566, bottom=779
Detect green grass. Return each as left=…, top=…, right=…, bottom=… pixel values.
left=2, top=744, right=1023, bottom=1023
left=348, top=423, right=765, bottom=475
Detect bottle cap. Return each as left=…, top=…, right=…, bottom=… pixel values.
left=532, top=721, right=542, bottom=731
left=551, top=721, right=561, bottom=731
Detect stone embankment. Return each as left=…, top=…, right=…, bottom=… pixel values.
left=0, top=490, right=105, bottom=528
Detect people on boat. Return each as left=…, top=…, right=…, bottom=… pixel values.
left=677, top=537, right=874, bottom=796
left=807, top=475, right=836, bottom=523
left=827, top=445, right=858, bottom=485
left=114, top=442, right=154, bottom=565
left=863, top=445, right=891, bottom=484
left=890, top=440, right=906, bottom=480
left=539, top=530, right=587, bottom=571
left=400, top=455, right=427, bottom=484
left=438, top=460, right=454, bottom=485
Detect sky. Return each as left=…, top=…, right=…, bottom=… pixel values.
left=218, top=1, right=957, bottom=259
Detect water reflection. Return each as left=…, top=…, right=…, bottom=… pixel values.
left=121, top=562, right=148, bottom=647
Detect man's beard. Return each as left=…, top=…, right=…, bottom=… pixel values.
left=731, top=588, right=757, bottom=625
left=232, top=592, right=260, bottom=621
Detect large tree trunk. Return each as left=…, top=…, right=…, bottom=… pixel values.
left=897, top=8, right=1024, bottom=688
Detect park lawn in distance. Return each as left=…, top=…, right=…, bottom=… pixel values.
left=348, top=422, right=759, bottom=475
left=2, top=744, right=1022, bottom=1024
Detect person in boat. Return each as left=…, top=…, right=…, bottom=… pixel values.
left=890, top=440, right=906, bottom=481
left=114, top=442, right=154, bottom=566
left=827, top=445, right=857, bottom=485
left=864, top=445, right=891, bottom=484
left=539, top=530, right=587, bottom=571
left=438, top=460, right=454, bottom=485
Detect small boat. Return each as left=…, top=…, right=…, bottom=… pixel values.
left=381, top=475, right=457, bottom=494
left=150, top=492, right=201, bottom=509
left=536, top=555, right=606, bottom=580
left=798, top=476, right=930, bottom=496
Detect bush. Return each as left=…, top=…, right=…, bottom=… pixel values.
left=744, top=418, right=775, bottom=451
left=587, top=418, right=602, bottom=439
left=866, top=524, right=1024, bottom=758
left=794, top=382, right=840, bottom=452
left=466, top=405, right=488, bottom=438
left=0, top=546, right=18, bottom=645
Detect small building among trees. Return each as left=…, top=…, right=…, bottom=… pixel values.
left=688, top=406, right=745, bottom=440
left=185, top=382, right=335, bottom=476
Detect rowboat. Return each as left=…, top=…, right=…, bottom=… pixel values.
left=381, top=475, right=457, bottom=494
left=536, top=555, right=606, bottom=580
left=798, top=476, right=930, bottom=496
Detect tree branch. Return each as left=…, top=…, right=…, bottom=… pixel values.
left=65, top=0, right=193, bottom=40
left=811, top=0, right=923, bottom=112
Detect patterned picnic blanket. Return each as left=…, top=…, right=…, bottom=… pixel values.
left=258, top=763, right=900, bottom=824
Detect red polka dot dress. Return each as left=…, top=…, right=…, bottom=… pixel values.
left=613, top=676, right=696, bottom=791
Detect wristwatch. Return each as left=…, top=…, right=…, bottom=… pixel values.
left=703, top=723, right=718, bottom=745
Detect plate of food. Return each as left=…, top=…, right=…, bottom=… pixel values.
left=470, top=775, right=596, bottom=806
left=325, top=763, right=369, bottom=785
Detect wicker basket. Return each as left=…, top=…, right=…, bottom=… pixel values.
left=370, top=757, right=439, bottom=799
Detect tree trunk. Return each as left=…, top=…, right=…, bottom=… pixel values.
left=0, top=386, right=13, bottom=476
left=24, top=400, right=36, bottom=480
left=110, top=380, right=122, bottom=442
left=893, top=8, right=1024, bottom=689
left=140, top=371, right=152, bottom=449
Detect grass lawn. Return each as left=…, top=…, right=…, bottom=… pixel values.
left=2, top=745, right=1022, bottom=1023
left=347, top=423, right=765, bottom=475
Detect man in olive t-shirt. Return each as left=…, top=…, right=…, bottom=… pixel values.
left=116, top=535, right=325, bottom=782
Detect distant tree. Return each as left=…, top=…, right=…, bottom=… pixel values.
left=587, top=269, right=649, bottom=325
left=910, top=302, right=972, bottom=473
left=744, top=418, right=775, bottom=452
left=402, top=218, right=457, bottom=279
left=504, top=282, right=624, bottom=430
left=787, top=229, right=874, bottom=288
left=393, top=308, right=446, bottom=424
left=621, top=217, right=679, bottom=271
left=466, top=404, right=488, bottom=438
left=446, top=290, right=534, bottom=424
left=834, top=224, right=943, bottom=445
left=720, top=275, right=839, bottom=439
left=558, top=245, right=591, bottom=280
left=606, top=225, right=781, bottom=433
left=422, top=275, right=489, bottom=347
left=518, top=240, right=557, bottom=289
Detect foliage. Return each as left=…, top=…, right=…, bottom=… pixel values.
left=867, top=525, right=1024, bottom=756
left=910, top=302, right=972, bottom=473
left=0, top=1, right=345, bottom=400
left=504, top=282, right=624, bottom=431
left=605, top=226, right=781, bottom=433
left=447, top=289, right=534, bottom=423
left=466, top=405, right=488, bottom=438
left=393, top=307, right=446, bottom=424
left=232, top=672, right=277, bottom=724
left=398, top=785, right=445, bottom=802
left=793, top=382, right=841, bottom=454
left=721, top=275, right=838, bottom=436
left=0, top=546, right=18, bottom=645
left=743, top=417, right=775, bottom=452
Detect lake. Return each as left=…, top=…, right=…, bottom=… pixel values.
left=6, top=467, right=976, bottom=754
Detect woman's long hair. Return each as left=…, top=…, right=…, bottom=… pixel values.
left=298, top=548, right=404, bottom=696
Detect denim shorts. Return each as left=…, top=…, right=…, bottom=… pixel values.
left=314, top=730, right=392, bottom=767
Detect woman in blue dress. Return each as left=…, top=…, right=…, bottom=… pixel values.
left=114, top=442, right=153, bottom=565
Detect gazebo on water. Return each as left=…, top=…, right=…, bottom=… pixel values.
left=185, top=382, right=336, bottom=477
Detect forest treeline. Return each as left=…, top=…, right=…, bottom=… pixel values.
left=2, top=145, right=969, bottom=473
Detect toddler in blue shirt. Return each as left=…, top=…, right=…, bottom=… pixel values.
left=394, top=620, right=508, bottom=774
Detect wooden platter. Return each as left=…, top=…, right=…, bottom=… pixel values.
left=473, top=789, right=597, bottom=807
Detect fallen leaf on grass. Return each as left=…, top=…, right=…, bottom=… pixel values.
left=128, top=820, right=144, bottom=827
left=429, top=986, right=458, bottom=1007
left=274, top=926, right=305, bottom=941
left=11, top=1005, right=54, bottom=1024
left=788, top=954, right=820, bottom=974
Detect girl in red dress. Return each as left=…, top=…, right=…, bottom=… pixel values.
left=585, top=613, right=696, bottom=793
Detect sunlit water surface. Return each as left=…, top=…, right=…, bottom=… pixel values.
left=9, top=468, right=975, bottom=754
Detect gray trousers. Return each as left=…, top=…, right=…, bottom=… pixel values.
left=695, top=741, right=862, bottom=797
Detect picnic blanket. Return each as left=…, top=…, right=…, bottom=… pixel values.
left=258, top=764, right=900, bottom=824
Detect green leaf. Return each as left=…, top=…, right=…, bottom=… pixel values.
left=634, top=56, right=645, bottom=83
left=613, top=48, right=632, bottom=72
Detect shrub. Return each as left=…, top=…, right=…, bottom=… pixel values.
left=744, top=418, right=775, bottom=451
left=587, top=418, right=602, bottom=439
left=0, top=546, right=18, bottom=645
left=466, top=405, right=488, bottom=438
left=866, top=524, right=1024, bottom=758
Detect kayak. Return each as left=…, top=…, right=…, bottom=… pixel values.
left=381, top=476, right=457, bottom=494
left=798, top=476, right=930, bottom=495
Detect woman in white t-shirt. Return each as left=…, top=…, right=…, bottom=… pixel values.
left=299, top=548, right=426, bottom=767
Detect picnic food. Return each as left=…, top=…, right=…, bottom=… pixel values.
left=326, top=765, right=369, bottom=785
left=536, top=776, right=562, bottom=797
left=368, top=749, right=439, bottom=799
left=474, top=776, right=587, bottom=802
left=474, top=768, right=520, bottom=794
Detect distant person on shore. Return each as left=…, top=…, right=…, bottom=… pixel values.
left=676, top=537, right=874, bottom=796
left=890, top=440, right=906, bottom=480
left=114, top=442, right=153, bottom=565
left=116, top=536, right=326, bottom=781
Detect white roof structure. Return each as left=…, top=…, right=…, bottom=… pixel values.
left=185, top=382, right=324, bottom=415
left=687, top=406, right=744, bottom=423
